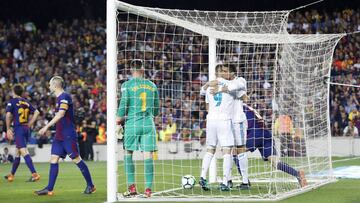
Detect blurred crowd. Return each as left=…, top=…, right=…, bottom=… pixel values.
left=0, top=8, right=359, bottom=148
left=287, top=9, right=360, bottom=136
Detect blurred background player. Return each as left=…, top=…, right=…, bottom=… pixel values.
left=117, top=59, right=160, bottom=198
left=1, top=147, right=14, bottom=164
left=4, top=84, right=40, bottom=182
left=199, top=64, right=235, bottom=191
left=244, top=102, right=307, bottom=188
left=209, top=64, right=249, bottom=189
left=35, top=76, right=95, bottom=196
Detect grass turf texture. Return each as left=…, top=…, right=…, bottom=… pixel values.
left=0, top=157, right=358, bottom=202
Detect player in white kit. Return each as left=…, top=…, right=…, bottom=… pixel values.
left=199, top=64, right=235, bottom=191
left=205, top=64, right=249, bottom=189
left=217, top=65, right=249, bottom=189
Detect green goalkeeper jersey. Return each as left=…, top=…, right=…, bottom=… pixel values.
left=117, top=77, right=160, bottom=120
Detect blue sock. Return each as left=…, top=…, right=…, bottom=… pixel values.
left=24, top=154, right=36, bottom=173
left=76, top=160, right=94, bottom=187
left=233, top=155, right=242, bottom=175
left=11, top=156, right=21, bottom=175
left=277, top=161, right=299, bottom=177
left=47, top=163, right=59, bottom=191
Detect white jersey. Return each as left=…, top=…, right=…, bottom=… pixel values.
left=228, top=77, right=247, bottom=123
left=205, top=78, right=234, bottom=121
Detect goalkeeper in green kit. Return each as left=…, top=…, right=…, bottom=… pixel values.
left=117, top=59, right=160, bottom=198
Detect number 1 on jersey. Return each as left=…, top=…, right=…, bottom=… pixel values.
left=140, top=92, right=147, bottom=111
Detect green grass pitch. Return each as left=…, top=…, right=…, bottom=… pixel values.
left=0, top=157, right=359, bottom=203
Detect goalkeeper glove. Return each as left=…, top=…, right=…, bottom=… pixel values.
left=116, top=125, right=124, bottom=140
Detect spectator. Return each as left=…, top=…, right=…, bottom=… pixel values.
left=349, top=109, right=360, bottom=122
left=343, top=121, right=359, bottom=137
left=191, top=125, right=204, bottom=140
left=0, top=120, right=7, bottom=143
left=96, top=123, right=106, bottom=144
left=331, top=121, right=342, bottom=137
left=84, top=120, right=97, bottom=161
left=274, top=115, right=294, bottom=157
left=79, top=120, right=87, bottom=159
left=37, top=131, right=49, bottom=148
left=1, top=147, right=14, bottom=164
left=159, top=115, right=177, bottom=142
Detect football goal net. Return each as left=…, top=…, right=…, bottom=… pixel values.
left=106, top=0, right=345, bottom=202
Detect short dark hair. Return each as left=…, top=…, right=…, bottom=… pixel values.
left=13, top=84, right=24, bottom=96
left=130, top=59, right=144, bottom=70
left=228, top=64, right=237, bottom=74
left=215, top=64, right=223, bottom=73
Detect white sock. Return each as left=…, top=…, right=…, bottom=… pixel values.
left=200, top=152, right=214, bottom=179
left=222, top=154, right=232, bottom=185
left=238, top=152, right=249, bottom=184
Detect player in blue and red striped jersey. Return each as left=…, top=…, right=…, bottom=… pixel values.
left=35, top=76, right=95, bottom=196
left=238, top=103, right=308, bottom=188
left=4, top=84, right=40, bottom=182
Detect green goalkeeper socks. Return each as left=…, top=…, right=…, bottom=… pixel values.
left=144, top=158, right=154, bottom=189
left=124, top=155, right=154, bottom=189
left=124, top=155, right=135, bottom=186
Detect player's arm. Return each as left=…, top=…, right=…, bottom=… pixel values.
left=28, top=108, right=40, bottom=129
left=205, top=91, right=210, bottom=111
left=153, top=88, right=160, bottom=117
left=117, top=83, right=128, bottom=119
left=116, top=83, right=129, bottom=139
left=200, top=84, right=208, bottom=96
left=240, top=93, right=249, bottom=102
left=5, top=102, right=14, bottom=140
left=200, top=80, right=219, bottom=95
left=5, top=112, right=14, bottom=140
left=39, top=109, right=66, bottom=136
left=217, top=78, right=246, bottom=94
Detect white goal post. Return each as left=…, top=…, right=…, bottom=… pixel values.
left=106, top=0, right=345, bottom=202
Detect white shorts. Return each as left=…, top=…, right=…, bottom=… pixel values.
left=232, top=121, right=247, bottom=146
left=206, top=120, right=234, bottom=147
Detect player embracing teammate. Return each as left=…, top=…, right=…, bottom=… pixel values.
left=198, top=64, right=235, bottom=191
left=199, top=63, right=307, bottom=191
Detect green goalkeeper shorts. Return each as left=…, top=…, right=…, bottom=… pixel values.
left=124, top=117, right=157, bottom=152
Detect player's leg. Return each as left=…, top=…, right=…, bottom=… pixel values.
left=72, top=156, right=96, bottom=194
left=234, top=121, right=250, bottom=188
left=140, top=119, right=158, bottom=197
left=268, top=155, right=307, bottom=187
left=5, top=148, right=20, bottom=182
left=122, top=123, right=139, bottom=196
left=35, top=140, right=64, bottom=196
left=123, top=150, right=137, bottom=196
left=218, top=120, right=234, bottom=191
left=262, top=131, right=307, bottom=188
left=35, top=155, right=60, bottom=196
left=199, top=120, right=217, bottom=191
left=232, top=122, right=242, bottom=175
left=219, top=146, right=232, bottom=191
left=65, top=138, right=95, bottom=194
left=143, top=151, right=154, bottom=197
left=19, top=147, right=40, bottom=182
